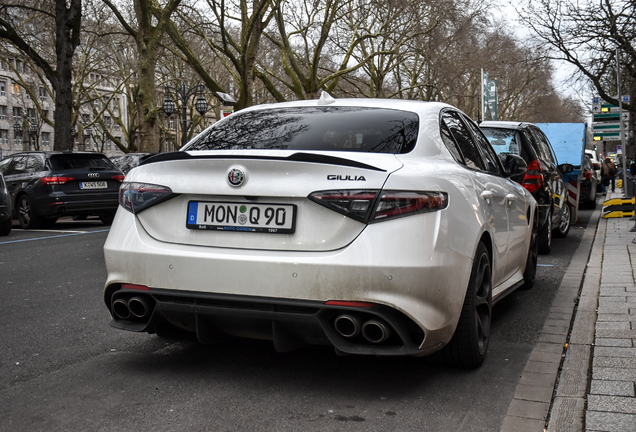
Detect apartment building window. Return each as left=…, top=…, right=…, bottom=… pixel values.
left=39, top=87, right=47, bottom=99
left=0, top=80, right=5, bottom=96
left=0, top=106, right=6, bottom=120
left=41, top=132, right=50, bottom=146
left=27, top=108, right=36, bottom=123
left=13, top=107, right=22, bottom=120
left=105, top=116, right=111, bottom=128
left=0, top=130, right=8, bottom=146
left=0, top=60, right=6, bottom=70
left=42, top=110, right=49, bottom=119
left=169, top=119, right=174, bottom=130
left=11, top=82, right=20, bottom=96
left=82, top=114, right=90, bottom=124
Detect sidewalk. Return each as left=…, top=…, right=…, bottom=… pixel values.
left=501, top=189, right=636, bottom=432
left=548, top=188, right=636, bottom=432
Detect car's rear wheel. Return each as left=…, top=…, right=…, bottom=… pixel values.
left=0, top=218, right=11, bottom=236
left=553, top=203, right=571, bottom=238
left=439, top=242, right=492, bottom=368
left=538, top=209, right=552, bottom=254
left=17, top=195, right=42, bottom=229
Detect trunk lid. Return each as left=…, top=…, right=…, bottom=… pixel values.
left=131, top=151, right=402, bottom=251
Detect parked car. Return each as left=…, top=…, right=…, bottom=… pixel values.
left=480, top=121, right=574, bottom=255
left=0, top=172, right=12, bottom=236
left=104, top=95, right=538, bottom=368
left=0, top=151, right=125, bottom=228
left=109, top=153, right=152, bottom=175
left=585, top=149, right=602, bottom=193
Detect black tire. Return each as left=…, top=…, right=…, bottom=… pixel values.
left=0, top=218, right=11, bottom=236
left=439, top=242, right=492, bottom=368
left=17, top=195, right=42, bottom=229
left=523, top=214, right=539, bottom=289
left=100, top=213, right=115, bottom=225
left=553, top=203, right=571, bottom=238
left=538, top=209, right=552, bottom=254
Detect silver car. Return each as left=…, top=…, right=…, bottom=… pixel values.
left=103, top=95, right=537, bottom=367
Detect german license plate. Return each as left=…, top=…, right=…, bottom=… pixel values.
left=80, top=181, right=107, bottom=189
left=186, top=201, right=296, bottom=234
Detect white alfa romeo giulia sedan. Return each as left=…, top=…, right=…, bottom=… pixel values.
left=103, top=94, right=537, bottom=367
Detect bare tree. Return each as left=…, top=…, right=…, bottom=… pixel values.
left=519, top=0, right=634, bottom=114
left=102, top=0, right=183, bottom=152
left=0, top=0, right=82, bottom=151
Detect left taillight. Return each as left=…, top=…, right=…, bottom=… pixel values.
left=112, top=174, right=125, bottom=182
left=119, top=182, right=175, bottom=214
left=308, top=190, right=448, bottom=223
left=41, top=176, right=75, bottom=185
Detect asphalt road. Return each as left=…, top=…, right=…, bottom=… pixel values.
left=0, top=209, right=595, bottom=432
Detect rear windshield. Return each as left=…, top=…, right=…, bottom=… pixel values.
left=49, top=154, right=116, bottom=171
left=480, top=128, right=520, bottom=156
left=184, top=107, right=419, bottom=154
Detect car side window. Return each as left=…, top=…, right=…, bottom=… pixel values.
left=9, top=156, right=27, bottom=175
left=25, top=156, right=41, bottom=173
left=441, top=111, right=487, bottom=171
left=533, top=128, right=559, bottom=166
left=0, top=157, right=12, bottom=175
left=462, top=115, right=502, bottom=176
left=440, top=121, right=465, bottom=164
left=528, top=128, right=555, bottom=166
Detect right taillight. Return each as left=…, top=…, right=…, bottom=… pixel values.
left=308, top=190, right=448, bottom=223
left=522, top=159, right=544, bottom=193
left=119, top=182, right=175, bottom=214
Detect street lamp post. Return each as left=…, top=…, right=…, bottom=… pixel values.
left=13, top=120, right=22, bottom=150
left=162, top=84, right=209, bottom=148
left=83, top=127, right=92, bottom=151
left=29, top=121, right=38, bottom=150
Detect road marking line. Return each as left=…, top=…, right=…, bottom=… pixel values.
left=0, top=229, right=110, bottom=244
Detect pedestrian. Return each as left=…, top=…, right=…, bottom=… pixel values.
left=600, top=158, right=617, bottom=194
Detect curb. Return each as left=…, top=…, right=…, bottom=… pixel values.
left=500, top=204, right=603, bottom=432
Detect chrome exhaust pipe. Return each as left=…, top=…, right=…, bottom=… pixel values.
left=334, top=314, right=361, bottom=338
left=362, top=320, right=391, bottom=343
left=128, top=297, right=149, bottom=319
left=112, top=298, right=131, bottom=320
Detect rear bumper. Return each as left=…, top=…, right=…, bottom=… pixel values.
left=103, top=208, right=474, bottom=355
left=34, top=194, right=119, bottom=217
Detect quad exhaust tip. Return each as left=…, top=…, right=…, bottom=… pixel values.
left=128, top=297, right=149, bottom=318
left=334, top=314, right=360, bottom=338
left=112, top=298, right=131, bottom=320
left=362, top=320, right=391, bottom=343
left=112, top=296, right=151, bottom=321
left=334, top=315, right=392, bottom=343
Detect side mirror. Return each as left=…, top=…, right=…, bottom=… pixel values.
left=502, top=153, right=528, bottom=178
left=558, top=163, right=574, bottom=174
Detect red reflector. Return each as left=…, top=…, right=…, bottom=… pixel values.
left=325, top=300, right=374, bottom=308
left=121, top=284, right=149, bottom=291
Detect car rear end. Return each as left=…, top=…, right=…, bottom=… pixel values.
left=34, top=153, right=124, bottom=219
left=480, top=122, right=552, bottom=223
left=0, top=173, right=11, bottom=235
left=104, top=101, right=475, bottom=356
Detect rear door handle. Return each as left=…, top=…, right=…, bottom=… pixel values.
left=505, top=193, right=516, bottom=206
left=481, top=190, right=493, bottom=204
